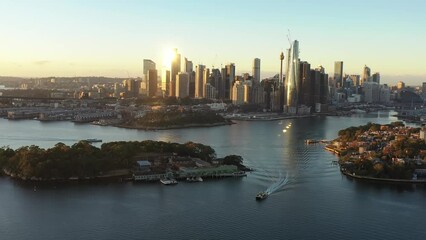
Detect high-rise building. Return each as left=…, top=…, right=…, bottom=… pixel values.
left=162, top=69, right=170, bottom=97
left=422, top=82, right=426, bottom=98
left=284, top=40, right=300, bottom=111
left=170, top=49, right=181, bottom=97
left=143, top=59, right=156, bottom=76
left=146, top=69, right=158, bottom=97
left=363, top=82, right=380, bottom=103
left=203, top=68, right=210, bottom=98
left=195, top=64, right=205, bottom=98
left=361, top=65, right=371, bottom=86
left=176, top=72, right=189, bottom=98
left=299, top=61, right=311, bottom=106
left=334, top=61, right=343, bottom=88
left=224, top=63, right=235, bottom=100
left=372, top=72, right=380, bottom=84
left=184, top=58, right=193, bottom=73
left=124, top=79, right=141, bottom=98
left=252, top=58, right=261, bottom=84
left=184, top=58, right=195, bottom=97
left=143, top=60, right=156, bottom=92
left=210, top=69, right=223, bottom=99
left=349, top=75, right=361, bottom=87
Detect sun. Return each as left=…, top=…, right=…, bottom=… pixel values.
left=162, top=48, right=175, bottom=69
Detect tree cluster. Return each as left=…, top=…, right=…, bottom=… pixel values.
left=0, top=140, right=217, bottom=180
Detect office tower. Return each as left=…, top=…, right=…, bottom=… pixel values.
left=334, top=61, right=343, bottom=88
left=310, top=70, right=321, bottom=104
left=252, top=58, right=261, bottom=84
left=205, top=83, right=217, bottom=100
left=184, top=58, right=195, bottom=97
left=320, top=72, right=329, bottom=104
left=143, top=59, right=156, bottom=76
left=284, top=40, right=300, bottom=111
left=372, top=72, right=380, bottom=84
left=124, top=79, right=141, bottom=98
left=349, top=75, right=361, bottom=87
left=195, top=64, right=205, bottom=98
left=379, top=85, right=391, bottom=103
left=202, top=68, right=210, bottom=98
left=422, top=82, right=426, bottom=98
left=146, top=69, right=158, bottom=97
left=170, top=49, right=181, bottom=97
left=176, top=72, right=189, bottom=98
left=184, top=58, right=193, bottom=73
left=223, top=63, right=235, bottom=100
left=299, top=61, right=311, bottom=106
left=363, top=82, right=380, bottom=103
left=361, top=65, right=371, bottom=86
left=210, top=69, right=223, bottom=99
left=143, top=59, right=156, bottom=92
left=162, top=69, right=170, bottom=97
left=279, top=52, right=284, bottom=85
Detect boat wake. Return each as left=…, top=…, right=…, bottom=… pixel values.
left=265, top=171, right=289, bottom=195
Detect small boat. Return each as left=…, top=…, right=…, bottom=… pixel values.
left=256, top=191, right=268, bottom=201
left=160, top=178, right=178, bottom=185
left=84, top=138, right=102, bottom=143
left=186, top=176, right=203, bottom=182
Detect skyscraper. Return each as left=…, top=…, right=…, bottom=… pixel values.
left=224, top=63, right=235, bottom=100
left=143, top=59, right=156, bottom=76
left=146, top=69, right=158, bottom=97
left=162, top=69, right=170, bottom=96
left=284, top=40, right=300, bottom=112
left=143, top=59, right=156, bottom=93
left=170, top=49, right=181, bottom=97
left=195, top=64, right=205, bottom=98
left=361, top=65, right=371, bottom=86
left=176, top=72, right=189, bottom=98
left=203, top=67, right=210, bottom=98
left=252, top=58, right=261, bottom=84
left=334, top=61, right=343, bottom=88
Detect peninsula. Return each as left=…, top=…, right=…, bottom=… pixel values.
left=118, top=110, right=233, bottom=130
left=326, top=122, right=426, bottom=182
left=0, top=140, right=249, bottom=182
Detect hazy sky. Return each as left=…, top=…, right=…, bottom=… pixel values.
left=1, top=0, right=425, bottom=85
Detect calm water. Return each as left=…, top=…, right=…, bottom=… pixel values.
left=0, top=111, right=425, bottom=240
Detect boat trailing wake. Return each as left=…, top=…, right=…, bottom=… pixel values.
left=265, top=171, right=289, bottom=195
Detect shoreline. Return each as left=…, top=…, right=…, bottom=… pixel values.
left=115, top=121, right=234, bottom=130
left=340, top=169, right=426, bottom=184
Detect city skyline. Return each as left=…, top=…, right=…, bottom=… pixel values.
left=1, top=0, right=426, bottom=85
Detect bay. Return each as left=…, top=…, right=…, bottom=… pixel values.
left=0, top=111, right=424, bottom=240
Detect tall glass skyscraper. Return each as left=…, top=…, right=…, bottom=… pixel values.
left=284, top=40, right=300, bottom=110
left=334, top=61, right=343, bottom=88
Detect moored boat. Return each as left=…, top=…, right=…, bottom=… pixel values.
left=186, top=176, right=203, bottom=182
left=160, top=178, right=178, bottom=185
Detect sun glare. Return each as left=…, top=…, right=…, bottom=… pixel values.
left=162, top=48, right=175, bottom=69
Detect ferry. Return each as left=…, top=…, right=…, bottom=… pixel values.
left=256, top=191, right=268, bottom=201
left=160, top=178, right=178, bottom=185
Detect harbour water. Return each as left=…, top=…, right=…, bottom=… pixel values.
left=0, top=111, right=425, bottom=240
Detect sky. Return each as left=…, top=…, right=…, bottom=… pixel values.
left=0, top=0, right=425, bottom=85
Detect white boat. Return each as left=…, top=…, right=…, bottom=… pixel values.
left=160, top=178, right=178, bottom=185
left=232, top=171, right=247, bottom=177
left=186, top=176, right=203, bottom=182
